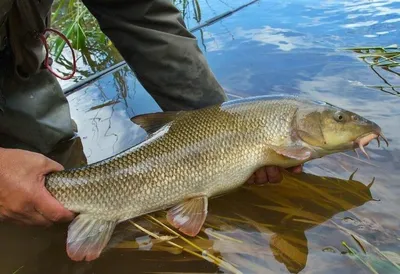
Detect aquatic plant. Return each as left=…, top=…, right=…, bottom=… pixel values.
left=109, top=170, right=398, bottom=273
left=50, top=0, right=122, bottom=76
left=50, top=0, right=201, bottom=64
left=344, top=46, right=400, bottom=96
left=345, top=46, right=400, bottom=68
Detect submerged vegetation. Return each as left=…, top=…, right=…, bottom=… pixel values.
left=107, top=170, right=400, bottom=273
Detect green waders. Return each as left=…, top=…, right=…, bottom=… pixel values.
left=0, top=0, right=77, bottom=164
left=0, top=0, right=227, bottom=165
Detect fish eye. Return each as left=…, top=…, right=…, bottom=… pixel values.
left=334, top=111, right=345, bottom=122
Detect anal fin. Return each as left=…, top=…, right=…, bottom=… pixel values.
left=66, top=214, right=117, bottom=261
left=167, top=196, right=208, bottom=237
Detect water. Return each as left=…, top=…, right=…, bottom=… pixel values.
left=2, top=0, right=400, bottom=273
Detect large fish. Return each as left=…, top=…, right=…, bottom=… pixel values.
left=45, top=95, right=388, bottom=261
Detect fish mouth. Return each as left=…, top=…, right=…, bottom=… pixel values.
left=353, top=131, right=389, bottom=159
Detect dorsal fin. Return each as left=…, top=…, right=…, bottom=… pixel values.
left=130, top=111, right=182, bottom=135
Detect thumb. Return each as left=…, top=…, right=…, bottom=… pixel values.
left=42, top=157, right=65, bottom=174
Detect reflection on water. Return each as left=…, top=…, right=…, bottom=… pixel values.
left=2, top=0, right=400, bottom=273
left=65, top=66, right=161, bottom=164
left=0, top=169, right=381, bottom=274
left=49, top=0, right=124, bottom=87
left=50, top=0, right=252, bottom=89
left=203, top=171, right=375, bottom=273
left=344, top=46, right=400, bottom=96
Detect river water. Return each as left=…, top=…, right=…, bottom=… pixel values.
left=1, top=0, right=400, bottom=273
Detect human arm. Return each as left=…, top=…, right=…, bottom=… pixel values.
left=0, top=148, right=75, bottom=225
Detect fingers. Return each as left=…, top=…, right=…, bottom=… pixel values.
left=252, top=166, right=281, bottom=184
left=287, top=165, right=303, bottom=174
left=0, top=186, right=74, bottom=226
left=0, top=151, right=68, bottom=227
left=0, top=206, right=5, bottom=222
left=35, top=188, right=75, bottom=223
left=16, top=210, right=52, bottom=226
left=246, top=165, right=303, bottom=185
left=0, top=204, right=52, bottom=226
left=246, top=166, right=283, bottom=185
left=265, top=166, right=282, bottom=183
left=34, top=157, right=73, bottom=223
left=246, top=173, right=256, bottom=184
left=255, top=167, right=269, bottom=184
left=27, top=211, right=53, bottom=226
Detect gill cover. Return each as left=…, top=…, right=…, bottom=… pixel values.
left=292, top=106, right=327, bottom=147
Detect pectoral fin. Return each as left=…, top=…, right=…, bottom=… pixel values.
left=270, top=146, right=312, bottom=161
left=66, top=214, right=117, bottom=261
left=130, top=111, right=182, bottom=135
left=167, top=196, right=208, bottom=237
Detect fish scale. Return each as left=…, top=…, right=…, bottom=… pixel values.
left=48, top=99, right=294, bottom=214
left=44, top=95, right=382, bottom=261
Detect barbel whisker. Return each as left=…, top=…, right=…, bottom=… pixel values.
left=359, top=143, right=370, bottom=159
left=380, top=133, right=389, bottom=147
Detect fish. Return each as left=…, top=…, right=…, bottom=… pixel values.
left=44, top=95, right=388, bottom=261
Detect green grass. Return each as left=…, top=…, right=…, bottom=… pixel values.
left=344, top=46, right=400, bottom=67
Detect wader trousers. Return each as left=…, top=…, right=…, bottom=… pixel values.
left=0, top=0, right=227, bottom=164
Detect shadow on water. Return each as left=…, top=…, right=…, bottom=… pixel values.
left=4, top=169, right=376, bottom=274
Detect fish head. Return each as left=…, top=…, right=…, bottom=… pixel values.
left=293, top=101, right=387, bottom=157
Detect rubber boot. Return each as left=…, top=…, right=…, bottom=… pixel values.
left=0, top=67, right=75, bottom=154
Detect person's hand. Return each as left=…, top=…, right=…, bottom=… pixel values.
left=0, top=148, right=75, bottom=226
left=246, top=165, right=303, bottom=185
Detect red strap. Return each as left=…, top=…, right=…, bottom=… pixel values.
left=38, top=28, right=77, bottom=80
